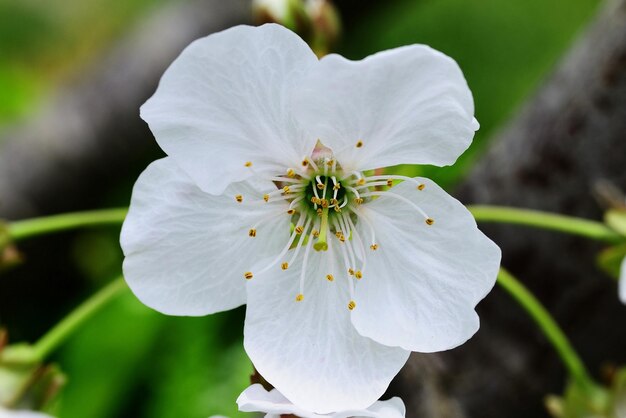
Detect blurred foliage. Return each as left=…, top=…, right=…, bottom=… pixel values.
left=0, top=0, right=603, bottom=417
left=341, top=0, right=599, bottom=188
left=0, top=0, right=175, bottom=125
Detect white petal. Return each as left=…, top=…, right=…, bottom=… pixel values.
left=0, top=408, right=54, bottom=418
left=292, top=45, right=477, bottom=173
left=141, top=24, right=319, bottom=195
left=351, top=178, right=501, bottom=352
left=237, top=384, right=406, bottom=418
left=243, top=250, right=409, bottom=413
left=618, top=257, right=626, bottom=304
left=120, top=158, right=290, bottom=316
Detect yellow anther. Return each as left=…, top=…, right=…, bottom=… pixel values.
left=386, top=179, right=394, bottom=187
left=263, top=194, right=270, bottom=202
left=312, top=229, right=320, bottom=238
left=281, top=262, right=289, bottom=270
left=348, top=268, right=355, bottom=276
left=335, top=231, right=343, bottom=239
left=354, top=198, right=364, bottom=205
left=355, top=270, right=363, bottom=279
left=287, top=168, right=296, bottom=178
left=235, top=195, right=243, bottom=203
left=417, top=183, right=425, bottom=190
left=287, top=209, right=296, bottom=215
left=320, top=199, right=329, bottom=208
left=329, top=198, right=338, bottom=205
left=302, top=159, right=309, bottom=167
left=326, top=159, right=334, bottom=166
left=296, top=293, right=304, bottom=302
left=295, top=225, right=304, bottom=234
left=317, top=208, right=323, bottom=216
left=334, top=205, right=342, bottom=213
left=311, top=196, right=321, bottom=204
left=326, top=274, right=334, bottom=282
left=370, top=244, right=379, bottom=251
left=357, top=178, right=365, bottom=186
left=244, top=272, right=253, bottom=280
left=425, top=218, right=435, bottom=226
left=248, top=229, right=257, bottom=237
left=356, top=140, right=363, bottom=148
left=348, top=300, right=356, bottom=311
left=317, top=183, right=325, bottom=190
left=283, top=186, right=291, bottom=194
left=244, top=161, right=252, bottom=167
left=333, top=182, right=341, bottom=190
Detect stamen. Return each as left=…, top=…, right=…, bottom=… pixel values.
left=417, top=183, right=425, bottom=190
left=245, top=161, right=252, bottom=167
left=425, top=218, right=435, bottom=226
left=295, top=225, right=304, bottom=234
left=244, top=272, right=253, bottom=280
left=256, top=216, right=308, bottom=275
left=287, top=209, right=296, bottom=215
left=297, top=227, right=316, bottom=300
left=263, top=194, right=269, bottom=202
left=353, top=209, right=377, bottom=249
left=348, top=300, right=356, bottom=310
left=360, top=191, right=430, bottom=220
left=296, top=293, right=304, bottom=302
left=235, top=195, right=243, bottom=203
left=370, top=244, right=379, bottom=251
left=326, top=274, right=334, bottom=281
left=355, top=140, right=363, bottom=148
left=281, top=262, right=289, bottom=270
left=286, top=217, right=313, bottom=269
left=248, top=229, right=256, bottom=237
left=363, top=175, right=426, bottom=189
left=287, top=168, right=296, bottom=178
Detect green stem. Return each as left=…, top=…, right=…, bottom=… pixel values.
left=469, top=205, right=622, bottom=243
left=8, top=208, right=128, bottom=241
left=31, top=277, right=126, bottom=361
left=497, top=267, right=596, bottom=392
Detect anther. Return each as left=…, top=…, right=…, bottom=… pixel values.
left=244, top=161, right=252, bottom=167
left=287, top=209, right=296, bottom=215
left=354, top=198, right=364, bottom=205
left=356, top=140, right=363, bottom=148
left=287, top=168, right=296, bottom=178
left=235, top=195, right=243, bottom=203
left=244, top=272, right=253, bottom=280
left=334, top=205, right=342, bottom=213
left=248, top=229, right=257, bottom=237
left=312, top=229, right=320, bottom=238
left=357, top=178, right=365, bottom=186
left=302, top=159, right=309, bottom=167
left=425, top=218, right=435, bottom=226
left=370, top=244, right=379, bottom=251
left=317, top=183, right=325, bottom=190
left=348, top=268, right=355, bottom=276
left=417, top=184, right=425, bottom=190
left=326, top=274, right=334, bottom=282
left=326, top=159, right=334, bottom=167
left=333, top=183, right=341, bottom=190
left=263, top=194, right=270, bottom=202
left=348, top=300, right=356, bottom=310
left=281, top=262, right=289, bottom=270
left=355, top=270, right=363, bottom=279
left=295, top=225, right=304, bottom=234
left=296, top=293, right=304, bottom=302
left=386, top=179, right=393, bottom=187
left=317, top=208, right=323, bottom=216
left=335, top=231, right=343, bottom=239
left=329, top=198, right=338, bottom=205
left=283, top=186, right=291, bottom=194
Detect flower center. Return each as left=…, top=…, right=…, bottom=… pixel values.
left=239, top=149, right=434, bottom=310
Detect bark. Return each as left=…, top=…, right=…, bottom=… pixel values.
left=394, top=0, right=626, bottom=417
left=0, top=0, right=250, bottom=219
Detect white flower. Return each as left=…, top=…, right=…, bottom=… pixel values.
left=618, top=257, right=626, bottom=304
left=0, top=407, right=54, bottom=418
left=237, top=384, right=405, bottom=418
left=121, top=24, right=501, bottom=413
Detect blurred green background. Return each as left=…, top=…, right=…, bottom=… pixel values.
left=0, top=0, right=600, bottom=416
